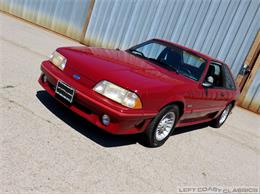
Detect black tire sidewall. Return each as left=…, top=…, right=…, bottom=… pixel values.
left=145, top=105, right=179, bottom=147
left=211, top=104, right=232, bottom=128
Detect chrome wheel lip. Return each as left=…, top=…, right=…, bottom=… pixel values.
left=219, top=105, right=231, bottom=124
left=155, top=112, right=175, bottom=141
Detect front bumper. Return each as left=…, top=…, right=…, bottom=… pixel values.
left=38, top=61, right=156, bottom=134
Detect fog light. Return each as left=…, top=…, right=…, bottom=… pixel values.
left=43, top=74, right=47, bottom=83
left=102, top=114, right=110, bottom=126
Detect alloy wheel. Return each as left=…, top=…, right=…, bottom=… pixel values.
left=155, top=112, right=176, bottom=141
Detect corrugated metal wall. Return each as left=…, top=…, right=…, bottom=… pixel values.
left=243, top=67, right=260, bottom=113
left=1, top=0, right=259, bottom=78
left=84, top=0, right=260, bottom=78
left=0, top=0, right=92, bottom=41
left=239, top=53, right=260, bottom=113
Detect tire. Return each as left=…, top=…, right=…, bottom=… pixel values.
left=210, top=103, right=232, bottom=128
left=143, top=105, right=179, bottom=147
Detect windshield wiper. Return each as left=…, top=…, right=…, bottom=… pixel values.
left=147, top=58, right=178, bottom=73
left=128, top=49, right=146, bottom=58
left=128, top=49, right=178, bottom=73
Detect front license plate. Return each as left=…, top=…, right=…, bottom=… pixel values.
left=55, top=80, right=75, bottom=103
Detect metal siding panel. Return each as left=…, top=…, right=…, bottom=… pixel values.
left=99, top=0, right=121, bottom=48
left=232, top=8, right=260, bottom=77
left=101, top=0, right=134, bottom=48
left=209, top=0, right=240, bottom=60
left=170, top=0, right=194, bottom=43
left=128, top=0, right=156, bottom=47
left=29, top=0, right=41, bottom=23
left=185, top=0, right=211, bottom=48
left=92, top=0, right=112, bottom=47
left=242, top=68, right=260, bottom=110
left=231, top=2, right=260, bottom=77
left=116, top=1, right=140, bottom=48
left=226, top=0, right=260, bottom=73
left=178, top=0, right=203, bottom=45
left=192, top=0, right=221, bottom=51
left=29, top=0, right=49, bottom=28
left=0, top=0, right=92, bottom=41
left=83, top=0, right=101, bottom=46
left=137, top=0, right=160, bottom=44
left=50, top=0, right=74, bottom=35
left=6, top=0, right=14, bottom=15
left=217, top=0, right=251, bottom=62
left=116, top=1, right=137, bottom=49
left=0, top=0, right=6, bottom=11
left=163, top=0, right=185, bottom=40
left=147, top=0, right=172, bottom=40
left=113, top=0, right=148, bottom=48
left=89, top=0, right=116, bottom=47
left=249, top=85, right=260, bottom=113
left=206, top=0, right=231, bottom=56
left=67, top=1, right=91, bottom=40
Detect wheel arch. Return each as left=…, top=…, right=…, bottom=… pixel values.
left=161, top=101, right=185, bottom=118
left=229, top=100, right=236, bottom=109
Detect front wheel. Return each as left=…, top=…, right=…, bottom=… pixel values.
left=210, top=104, right=232, bottom=128
left=143, top=105, right=179, bottom=147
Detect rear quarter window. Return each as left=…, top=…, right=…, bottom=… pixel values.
left=223, top=64, right=236, bottom=90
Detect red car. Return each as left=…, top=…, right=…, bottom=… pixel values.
left=39, top=39, right=239, bottom=147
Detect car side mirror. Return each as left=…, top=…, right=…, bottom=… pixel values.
left=202, top=76, right=214, bottom=88
left=239, top=64, right=251, bottom=76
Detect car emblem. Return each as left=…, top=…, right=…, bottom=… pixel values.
left=73, top=74, right=80, bottom=80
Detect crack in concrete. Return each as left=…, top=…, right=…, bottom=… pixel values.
left=210, top=130, right=260, bottom=155
left=1, top=85, right=16, bottom=89
left=0, top=95, right=57, bottom=127
left=1, top=36, right=47, bottom=58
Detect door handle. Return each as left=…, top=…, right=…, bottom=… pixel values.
left=220, top=93, right=225, bottom=97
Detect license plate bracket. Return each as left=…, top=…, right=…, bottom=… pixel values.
left=55, top=80, right=75, bottom=103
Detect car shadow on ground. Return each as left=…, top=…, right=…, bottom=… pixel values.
left=36, top=90, right=209, bottom=148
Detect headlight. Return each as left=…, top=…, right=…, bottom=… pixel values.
left=49, top=51, right=67, bottom=70
left=93, top=81, right=142, bottom=109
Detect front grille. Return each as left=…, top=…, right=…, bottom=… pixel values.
left=74, top=101, right=92, bottom=114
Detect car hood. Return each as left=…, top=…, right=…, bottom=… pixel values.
left=57, top=46, right=189, bottom=93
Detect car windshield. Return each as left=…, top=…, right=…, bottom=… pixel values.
left=127, top=40, right=207, bottom=81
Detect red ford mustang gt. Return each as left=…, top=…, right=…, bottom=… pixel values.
left=39, top=39, right=239, bottom=147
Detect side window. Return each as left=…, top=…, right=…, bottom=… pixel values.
left=179, top=51, right=207, bottom=81
left=223, top=64, right=236, bottom=90
left=183, top=51, right=204, bottom=68
left=205, top=63, right=224, bottom=88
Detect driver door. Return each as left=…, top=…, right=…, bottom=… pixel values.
left=200, top=62, right=228, bottom=113
left=186, top=62, right=229, bottom=122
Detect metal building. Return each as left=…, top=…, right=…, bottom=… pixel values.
left=1, top=0, right=260, bottom=113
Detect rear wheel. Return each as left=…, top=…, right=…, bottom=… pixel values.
left=211, top=104, right=232, bottom=128
left=143, top=105, right=179, bottom=147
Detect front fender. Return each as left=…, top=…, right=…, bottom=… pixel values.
left=159, top=95, right=186, bottom=111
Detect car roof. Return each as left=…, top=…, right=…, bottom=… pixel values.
left=153, top=38, right=225, bottom=64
